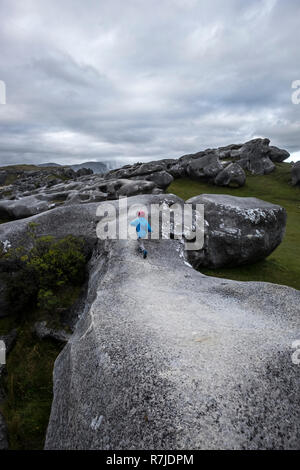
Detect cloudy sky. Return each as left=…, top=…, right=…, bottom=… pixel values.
left=0, top=0, right=300, bottom=166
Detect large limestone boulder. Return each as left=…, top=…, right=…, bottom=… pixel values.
left=186, top=194, right=286, bottom=269
left=0, top=195, right=53, bottom=220
left=98, top=178, right=158, bottom=198
left=0, top=194, right=298, bottom=449
left=236, top=138, right=276, bottom=175
left=144, top=171, right=174, bottom=189
left=268, top=145, right=290, bottom=163
left=186, top=153, right=223, bottom=180
left=214, top=163, right=246, bottom=188
left=44, top=194, right=300, bottom=450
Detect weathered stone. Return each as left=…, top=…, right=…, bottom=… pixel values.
left=145, top=170, right=174, bottom=189
left=237, top=138, right=276, bottom=175
left=0, top=329, right=17, bottom=354
left=214, top=163, right=246, bottom=187
left=186, top=153, right=220, bottom=180
left=0, top=196, right=52, bottom=220
left=34, top=321, right=70, bottom=343
left=76, top=168, right=93, bottom=177
left=186, top=194, right=286, bottom=268
left=268, top=146, right=290, bottom=162
left=44, top=194, right=299, bottom=450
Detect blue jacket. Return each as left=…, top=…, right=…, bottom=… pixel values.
left=130, top=217, right=152, bottom=239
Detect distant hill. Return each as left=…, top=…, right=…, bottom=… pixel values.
left=38, top=163, right=61, bottom=167
left=38, top=161, right=110, bottom=174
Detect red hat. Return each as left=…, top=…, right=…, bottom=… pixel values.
left=138, top=210, right=145, bottom=217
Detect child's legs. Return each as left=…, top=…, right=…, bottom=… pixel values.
left=138, top=237, right=145, bottom=252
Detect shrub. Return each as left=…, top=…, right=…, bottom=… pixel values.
left=37, top=289, right=60, bottom=313
left=4, top=232, right=87, bottom=316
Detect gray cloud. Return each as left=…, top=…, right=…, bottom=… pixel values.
left=0, top=0, right=300, bottom=166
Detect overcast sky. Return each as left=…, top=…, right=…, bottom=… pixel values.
left=0, top=0, right=300, bottom=166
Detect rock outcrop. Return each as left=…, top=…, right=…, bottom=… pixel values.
left=186, top=194, right=287, bottom=269
left=214, top=163, right=246, bottom=188
left=0, top=139, right=297, bottom=450
left=0, top=190, right=298, bottom=449
left=105, top=138, right=289, bottom=188
left=39, top=194, right=299, bottom=450
left=0, top=195, right=54, bottom=220
left=0, top=139, right=291, bottom=223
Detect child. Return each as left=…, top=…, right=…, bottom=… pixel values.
left=130, top=210, right=152, bottom=258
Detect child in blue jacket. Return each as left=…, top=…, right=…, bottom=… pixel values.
left=130, top=210, right=152, bottom=258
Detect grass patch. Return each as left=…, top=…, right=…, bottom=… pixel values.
left=0, top=165, right=43, bottom=171
left=167, top=162, right=300, bottom=290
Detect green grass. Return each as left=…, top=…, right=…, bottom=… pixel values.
left=167, top=163, right=300, bottom=290
left=0, top=165, right=44, bottom=171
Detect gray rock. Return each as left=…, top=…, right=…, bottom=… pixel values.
left=0, top=202, right=100, bottom=251
left=97, top=178, right=157, bottom=199
left=105, top=162, right=174, bottom=191
left=186, top=153, right=220, bottom=180
left=0, top=138, right=291, bottom=207
left=0, top=195, right=52, bottom=220
left=291, top=161, right=300, bottom=186
left=44, top=194, right=300, bottom=450
left=268, top=146, right=290, bottom=162
left=34, top=321, right=70, bottom=343
left=0, top=329, right=17, bottom=354
left=145, top=171, right=174, bottom=189
left=167, top=162, right=186, bottom=178
left=214, top=163, right=246, bottom=187
left=237, top=138, right=276, bottom=175
left=132, top=162, right=165, bottom=177
left=76, top=168, right=93, bottom=177
left=186, top=194, right=286, bottom=268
